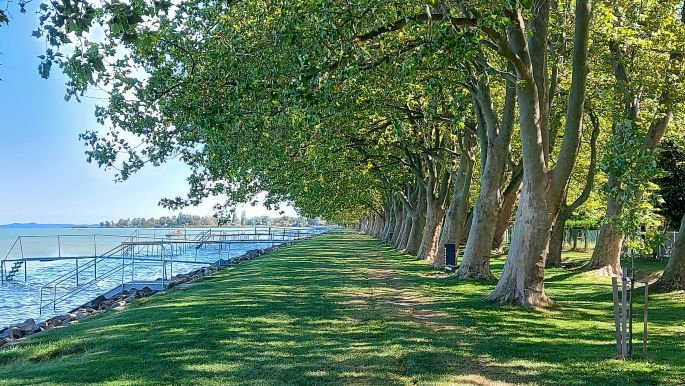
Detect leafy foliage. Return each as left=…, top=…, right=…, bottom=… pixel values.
left=655, top=139, right=685, bottom=228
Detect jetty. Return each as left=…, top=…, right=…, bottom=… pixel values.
left=0, top=227, right=319, bottom=313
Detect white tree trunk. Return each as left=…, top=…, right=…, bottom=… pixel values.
left=586, top=188, right=623, bottom=276
left=404, top=189, right=426, bottom=255
left=487, top=181, right=554, bottom=307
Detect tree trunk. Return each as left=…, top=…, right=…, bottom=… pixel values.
left=488, top=0, right=591, bottom=307
left=458, top=81, right=514, bottom=280
left=656, top=213, right=685, bottom=291
left=492, top=170, right=522, bottom=252
left=550, top=112, right=600, bottom=266
left=397, top=208, right=412, bottom=250
left=417, top=185, right=442, bottom=261
left=404, top=188, right=426, bottom=255
left=419, top=202, right=445, bottom=263
left=382, top=201, right=396, bottom=242
left=458, top=184, right=499, bottom=280
left=461, top=212, right=473, bottom=245
left=390, top=202, right=404, bottom=246
left=372, top=213, right=383, bottom=238
left=487, top=181, right=555, bottom=307
left=585, top=187, right=623, bottom=276
left=396, top=214, right=409, bottom=248
left=437, top=134, right=476, bottom=268
left=547, top=206, right=572, bottom=267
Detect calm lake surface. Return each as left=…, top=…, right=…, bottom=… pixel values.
left=0, top=226, right=317, bottom=327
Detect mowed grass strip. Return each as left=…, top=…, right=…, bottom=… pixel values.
left=0, top=230, right=683, bottom=385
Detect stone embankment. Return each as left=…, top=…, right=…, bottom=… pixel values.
left=0, top=238, right=308, bottom=349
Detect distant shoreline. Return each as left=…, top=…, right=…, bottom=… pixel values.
left=0, top=223, right=313, bottom=229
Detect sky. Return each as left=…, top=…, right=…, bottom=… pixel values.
left=0, top=5, right=295, bottom=224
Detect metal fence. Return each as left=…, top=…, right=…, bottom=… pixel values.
left=562, top=228, right=599, bottom=251
left=503, top=227, right=678, bottom=259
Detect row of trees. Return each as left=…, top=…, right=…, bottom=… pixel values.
left=100, top=214, right=320, bottom=228
left=32, top=0, right=685, bottom=306
left=100, top=214, right=219, bottom=228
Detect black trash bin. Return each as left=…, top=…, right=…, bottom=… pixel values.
left=445, top=243, right=457, bottom=272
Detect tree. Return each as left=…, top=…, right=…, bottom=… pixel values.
left=655, top=212, right=685, bottom=290
left=547, top=110, right=601, bottom=266
left=654, top=140, right=685, bottom=227
left=585, top=1, right=685, bottom=275
left=457, top=71, right=516, bottom=280
left=485, top=0, right=593, bottom=307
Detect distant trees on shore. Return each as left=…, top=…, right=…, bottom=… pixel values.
left=99, top=213, right=322, bottom=228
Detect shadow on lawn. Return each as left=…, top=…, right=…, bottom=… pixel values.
left=0, top=231, right=682, bottom=385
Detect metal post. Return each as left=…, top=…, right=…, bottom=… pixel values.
left=76, top=259, right=79, bottom=287
left=19, top=237, right=24, bottom=259
left=24, top=261, right=27, bottom=282
left=1, top=262, right=4, bottom=285
left=163, top=245, right=167, bottom=283
left=93, top=234, right=97, bottom=278
left=58, top=236, right=61, bottom=258
left=121, top=248, right=125, bottom=285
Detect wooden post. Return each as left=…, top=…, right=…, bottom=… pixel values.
left=612, top=277, right=622, bottom=357
left=629, top=257, right=635, bottom=356
left=621, top=267, right=628, bottom=360
left=643, top=282, right=649, bottom=356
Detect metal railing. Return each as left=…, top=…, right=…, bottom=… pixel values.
left=39, top=243, right=131, bottom=312
left=1, top=226, right=327, bottom=314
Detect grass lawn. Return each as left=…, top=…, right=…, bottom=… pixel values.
left=1, top=230, right=683, bottom=385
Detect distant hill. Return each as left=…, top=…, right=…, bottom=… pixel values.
left=0, top=223, right=100, bottom=228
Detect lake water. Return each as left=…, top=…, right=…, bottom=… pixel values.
left=0, top=226, right=319, bottom=328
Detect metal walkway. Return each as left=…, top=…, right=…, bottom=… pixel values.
left=0, top=227, right=319, bottom=313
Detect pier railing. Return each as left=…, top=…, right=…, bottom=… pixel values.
left=39, top=243, right=132, bottom=312
left=0, top=227, right=325, bottom=313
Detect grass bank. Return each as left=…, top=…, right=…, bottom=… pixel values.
left=0, top=230, right=683, bottom=385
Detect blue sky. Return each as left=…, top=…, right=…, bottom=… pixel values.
left=0, top=5, right=294, bottom=224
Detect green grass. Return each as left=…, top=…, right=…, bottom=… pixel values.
left=1, top=230, right=684, bottom=385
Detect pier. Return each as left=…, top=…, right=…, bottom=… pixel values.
left=0, top=227, right=319, bottom=313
